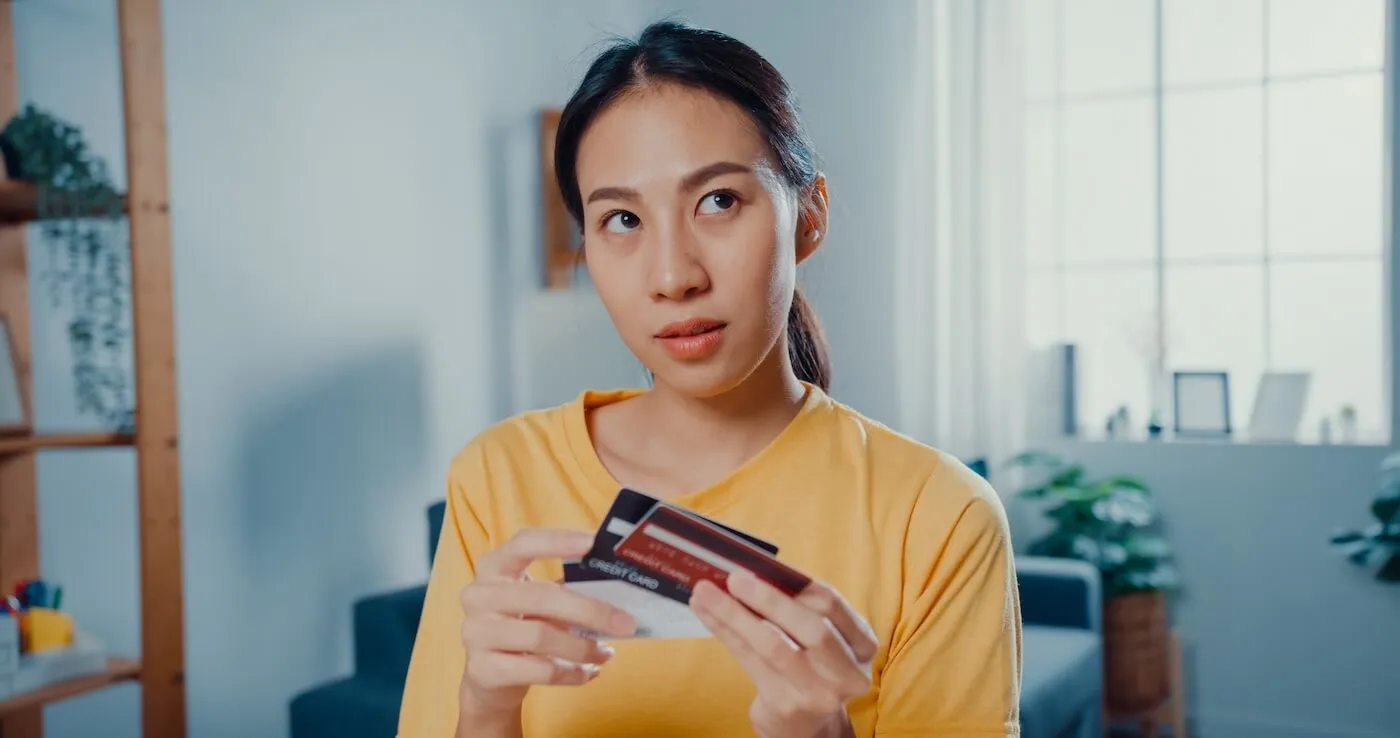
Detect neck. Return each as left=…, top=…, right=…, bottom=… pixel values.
left=639, top=345, right=809, bottom=458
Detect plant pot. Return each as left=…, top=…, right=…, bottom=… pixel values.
left=1103, top=590, right=1170, bottom=712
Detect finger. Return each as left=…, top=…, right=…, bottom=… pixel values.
left=726, top=570, right=831, bottom=647
left=464, top=650, right=602, bottom=689
left=464, top=580, right=636, bottom=637
left=462, top=615, right=616, bottom=665
left=692, top=579, right=807, bottom=678
left=795, top=580, right=880, bottom=664
left=477, top=529, right=595, bottom=581
left=690, top=582, right=793, bottom=687
left=726, top=571, right=870, bottom=691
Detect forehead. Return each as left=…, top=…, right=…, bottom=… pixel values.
left=575, top=83, right=771, bottom=190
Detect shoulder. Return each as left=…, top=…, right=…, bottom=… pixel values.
left=446, top=395, right=583, bottom=481
left=822, top=395, right=1009, bottom=536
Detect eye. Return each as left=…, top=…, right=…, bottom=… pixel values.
left=697, top=191, right=738, bottom=215
left=603, top=211, right=641, bottom=234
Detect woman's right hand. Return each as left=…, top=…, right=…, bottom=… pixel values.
left=457, top=528, right=638, bottom=724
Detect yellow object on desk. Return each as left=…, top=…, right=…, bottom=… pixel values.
left=20, top=607, right=74, bottom=653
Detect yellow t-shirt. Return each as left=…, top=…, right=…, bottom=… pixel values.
left=398, top=385, right=1022, bottom=737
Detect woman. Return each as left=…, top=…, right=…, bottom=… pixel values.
left=399, top=20, right=1021, bottom=738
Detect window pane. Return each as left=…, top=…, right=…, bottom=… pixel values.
left=1269, top=259, right=1386, bottom=439
left=1024, top=0, right=1058, bottom=100
left=1164, top=265, right=1267, bottom=429
left=1163, top=86, right=1265, bottom=261
left=1162, top=0, right=1265, bottom=87
left=1026, top=270, right=1064, bottom=349
left=1268, top=0, right=1385, bottom=76
left=1062, top=0, right=1156, bottom=95
left=1063, top=97, right=1157, bottom=265
left=1063, top=268, right=1158, bottom=433
left=1025, top=106, right=1059, bottom=267
left=1268, top=74, right=1384, bottom=258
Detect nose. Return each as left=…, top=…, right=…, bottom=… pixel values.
left=647, top=222, right=710, bottom=302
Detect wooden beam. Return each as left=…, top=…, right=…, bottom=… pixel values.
left=0, top=2, right=43, bottom=735
left=116, top=0, right=186, bottom=736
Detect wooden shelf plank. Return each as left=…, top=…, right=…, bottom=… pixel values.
left=0, top=658, right=141, bottom=715
left=0, top=180, right=129, bottom=226
left=0, top=433, right=134, bottom=456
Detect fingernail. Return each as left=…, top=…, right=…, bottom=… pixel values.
left=727, top=570, right=756, bottom=598
left=581, top=663, right=602, bottom=680
left=595, top=641, right=616, bottom=662
left=610, top=610, right=636, bottom=636
left=690, top=581, right=715, bottom=610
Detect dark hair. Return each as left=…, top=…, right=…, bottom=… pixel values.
left=552, top=20, right=832, bottom=392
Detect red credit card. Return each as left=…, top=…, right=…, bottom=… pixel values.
left=613, top=504, right=811, bottom=603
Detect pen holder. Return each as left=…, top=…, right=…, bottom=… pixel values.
left=20, top=608, right=73, bottom=654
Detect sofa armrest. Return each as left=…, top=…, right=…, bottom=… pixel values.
left=353, top=584, right=428, bottom=684
left=1015, top=556, right=1101, bottom=632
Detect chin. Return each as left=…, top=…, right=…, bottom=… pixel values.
left=648, top=357, right=755, bottom=399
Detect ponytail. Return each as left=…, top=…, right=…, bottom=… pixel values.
left=786, top=287, right=831, bottom=392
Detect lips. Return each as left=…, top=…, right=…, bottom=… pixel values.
left=655, top=318, right=727, bottom=339
left=654, top=318, right=728, bottom=361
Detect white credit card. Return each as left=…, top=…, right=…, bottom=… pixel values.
left=561, top=567, right=712, bottom=640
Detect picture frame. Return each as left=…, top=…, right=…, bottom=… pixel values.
left=0, top=315, right=30, bottom=436
left=539, top=107, right=584, bottom=289
left=1172, top=370, right=1231, bottom=437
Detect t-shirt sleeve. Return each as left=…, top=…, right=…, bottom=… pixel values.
left=875, top=463, right=1023, bottom=736
left=397, top=457, right=494, bottom=738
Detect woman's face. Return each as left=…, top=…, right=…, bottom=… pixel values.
left=575, top=83, right=824, bottom=398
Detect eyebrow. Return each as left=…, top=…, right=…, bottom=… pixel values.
left=584, top=161, right=753, bottom=206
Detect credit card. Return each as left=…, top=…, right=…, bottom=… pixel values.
left=561, top=559, right=710, bottom=640
left=612, top=503, right=812, bottom=604
left=577, top=488, right=779, bottom=605
left=564, top=487, right=791, bottom=639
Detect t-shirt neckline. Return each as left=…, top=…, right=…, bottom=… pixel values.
left=560, top=382, right=830, bottom=515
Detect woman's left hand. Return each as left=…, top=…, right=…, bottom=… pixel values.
left=690, top=571, right=880, bottom=738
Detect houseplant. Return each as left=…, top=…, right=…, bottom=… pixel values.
left=1329, top=450, right=1400, bottom=582
left=1005, top=450, right=1180, bottom=712
left=0, top=104, right=132, bottom=431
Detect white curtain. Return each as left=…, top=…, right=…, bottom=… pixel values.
left=895, top=0, right=1028, bottom=484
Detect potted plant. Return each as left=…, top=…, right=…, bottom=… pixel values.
left=0, top=105, right=132, bottom=431
left=1005, top=450, right=1181, bottom=713
left=1329, top=450, right=1400, bottom=582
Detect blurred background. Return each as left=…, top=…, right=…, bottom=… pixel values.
left=1, top=0, right=1397, bottom=737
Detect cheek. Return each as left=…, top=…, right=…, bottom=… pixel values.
left=714, top=218, right=796, bottom=326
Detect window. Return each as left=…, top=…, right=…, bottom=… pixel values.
left=1023, top=0, right=1388, bottom=442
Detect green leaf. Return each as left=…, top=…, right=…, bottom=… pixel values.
left=1101, top=475, right=1150, bottom=493
left=1376, top=553, right=1400, bottom=583
left=1372, top=492, right=1400, bottom=525
left=1003, top=450, right=1066, bottom=470
left=1016, top=484, right=1050, bottom=499
left=1124, top=535, right=1172, bottom=560
left=1049, top=464, right=1086, bottom=489
left=1091, top=490, right=1154, bottom=527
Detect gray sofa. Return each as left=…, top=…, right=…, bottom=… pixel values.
left=290, top=502, right=1104, bottom=738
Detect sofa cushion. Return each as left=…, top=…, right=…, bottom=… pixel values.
left=1019, top=625, right=1102, bottom=738
left=290, top=675, right=403, bottom=738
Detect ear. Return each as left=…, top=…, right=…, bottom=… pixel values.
left=795, top=174, right=829, bottom=265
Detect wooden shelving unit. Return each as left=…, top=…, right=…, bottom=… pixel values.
left=0, top=1, right=187, bottom=736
